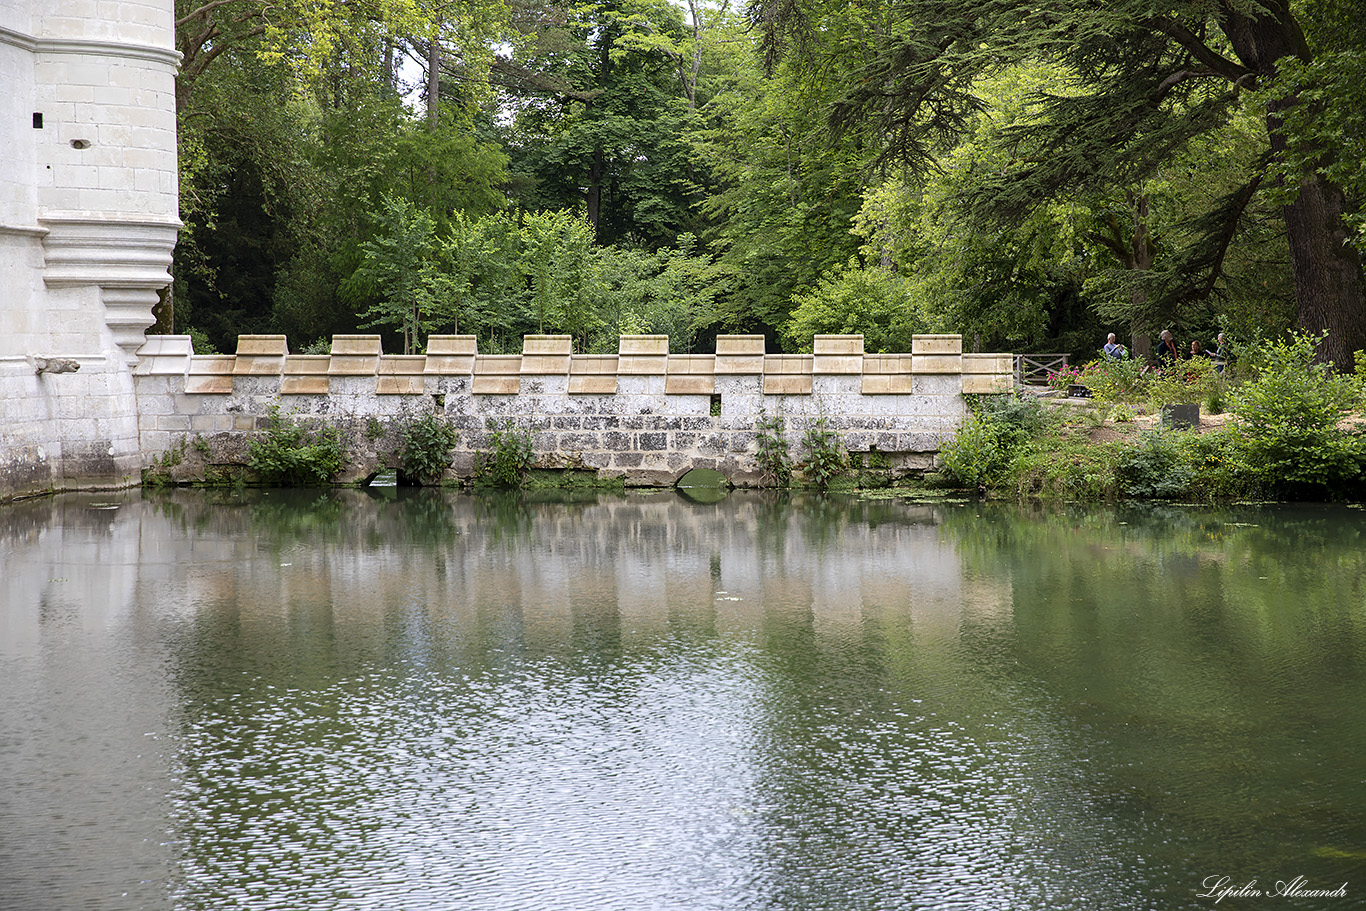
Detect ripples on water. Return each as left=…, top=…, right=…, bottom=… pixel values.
left=3, top=491, right=1366, bottom=910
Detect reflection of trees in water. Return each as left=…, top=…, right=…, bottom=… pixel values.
left=937, top=501, right=1366, bottom=883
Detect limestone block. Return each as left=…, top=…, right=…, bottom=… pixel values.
left=133, top=334, right=192, bottom=376
left=963, top=374, right=1013, bottom=394
left=618, top=335, right=668, bottom=375
left=913, top=374, right=963, bottom=397
left=715, top=335, right=765, bottom=374
left=911, top=354, right=963, bottom=374
left=813, top=376, right=862, bottom=398
left=329, top=335, right=383, bottom=376
left=185, top=355, right=234, bottom=394
left=912, top=334, right=963, bottom=356
left=425, top=335, right=477, bottom=375
left=280, top=355, right=331, bottom=395
left=472, top=354, right=522, bottom=395
left=861, top=375, right=916, bottom=394
left=522, top=334, right=573, bottom=374
left=232, top=335, right=288, bottom=376
left=617, top=376, right=665, bottom=397
left=962, top=353, right=1013, bottom=375
left=813, top=334, right=865, bottom=375
left=377, top=355, right=427, bottom=394
left=569, top=355, right=619, bottom=394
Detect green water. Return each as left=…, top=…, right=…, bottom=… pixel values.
left=2, top=490, right=1365, bottom=910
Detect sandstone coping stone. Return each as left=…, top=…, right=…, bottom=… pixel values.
left=861, top=354, right=914, bottom=394
left=329, top=335, right=382, bottom=376
left=233, top=334, right=288, bottom=376
left=472, top=354, right=522, bottom=395
left=522, top=334, right=573, bottom=375
left=813, top=334, right=864, bottom=374
left=762, top=354, right=813, bottom=395
left=185, top=355, right=234, bottom=394
left=963, top=374, right=1012, bottom=394
left=569, top=354, right=618, bottom=394
left=619, top=335, right=668, bottom=375
left=911, top=354, right=964, bottom=374
left=133, top=334, right=192, bottom=376
left=665, top=354, right=716, bottom=395
left=425, top=335, right=477, bottom=375
left=911, top=334, right=963, bottom=356
left=962, top=353, right=1012, bottom=374
left=281, top=355, right=330, bottom=395
left=377, top=355, right=427, bottom=394
left=715, top=335, right=765, bottom=374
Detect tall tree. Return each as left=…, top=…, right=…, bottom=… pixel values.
left=752, top=0, right=1366, bottom=367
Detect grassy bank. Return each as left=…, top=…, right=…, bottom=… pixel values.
left=938, top=333, right=1366, bottom=503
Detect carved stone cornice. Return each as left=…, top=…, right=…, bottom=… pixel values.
left=39, top=215, right=181, bottom=364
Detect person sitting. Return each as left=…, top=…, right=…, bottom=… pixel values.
left=1103, top=333, right=1128, bottom=360
left=1189, top=339, right=1206, bottom=359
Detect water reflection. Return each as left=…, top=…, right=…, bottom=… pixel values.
left=1, top=491, right=1365, bottom=910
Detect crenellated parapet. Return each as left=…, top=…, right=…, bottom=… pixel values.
left=133, top=332, right=1013, bottom=486
left=136, top=333, right=1012, bottom=397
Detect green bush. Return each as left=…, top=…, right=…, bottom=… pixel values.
left=938, top=413, right=1009, bottom=488
left=247, top=406, right=345, bottom=486
left=1085, top=356, right=1147, bottom=405
left=400, top=413, right=458, bottom=486
left=1115, top=431, right=1197, bottom=499
left=1232, top=331, right=1364, bottom=490
left=800, top=417, right=847, bottom=489
left=480, top=418, right=534, bottom=488
left=1007, top=438, right=1120, bottom=500
left=939, top=396, right=1049, bottom=490
left=754, top=413, right=792, bottom=487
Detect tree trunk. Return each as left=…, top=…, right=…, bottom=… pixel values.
left=1221, top=1, right=1366, bottom=368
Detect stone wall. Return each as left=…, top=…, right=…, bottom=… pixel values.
left=134, top=333, right=1014, bottom=486
left=0, top=0, right=179, bottom=500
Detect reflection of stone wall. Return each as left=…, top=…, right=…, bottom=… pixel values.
left=0, top=490, right=1011, bottom=657
left=135, top=333, right=1014, bottom=486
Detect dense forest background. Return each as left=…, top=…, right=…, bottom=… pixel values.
left=165, top=0, right=1366, bottom=364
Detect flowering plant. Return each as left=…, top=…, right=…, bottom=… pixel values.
left=1047, top=364, right=1085, bottom=390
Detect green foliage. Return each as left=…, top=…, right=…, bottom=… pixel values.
left=1008, top=438, right=1120, bottom=501
left=1115, top=432, right=1197, bottom=500
left=938, top=414, right=1009, bottom=489
left=247, top=406, right=346, bottom=487
left=1231, top=332, right=1365, bottom=489
left=782, top=263, right=926, bottom=353
left=754, top=413, right=792, bottom=487
left=400, top=414, right=458, bottom=486
left=938, top=395, right=1051, bottom=490
left=480, top=418, right=534, bottom=488
left=800, top=418, right=847, bottom=489
left=1084, top=356, right=1147, bottom=405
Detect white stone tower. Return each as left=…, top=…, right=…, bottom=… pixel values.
left=0, top=0, right=179, bottom=499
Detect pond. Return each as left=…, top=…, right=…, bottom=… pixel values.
left=2, top=489, right=1365, bottom=910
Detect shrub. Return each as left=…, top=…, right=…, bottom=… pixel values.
left=1115, top=431, right=1197, bottom=499
left=481, top=418, right=534, bottom=488
left=247, top=406, right=345, bottom=486
left=800, top=417, right=847, bottom=489
left=401, top=413, right=458, bottom=486
left=938, top=412, right=1009, bottom=489
left=1085, top=356, right=1147, bottom=404
left=1007, top=438, right=1120, bottom=500
left=1232, top=331, right=1364, bottom=489
left=754, top=413, right=792, bottom=487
